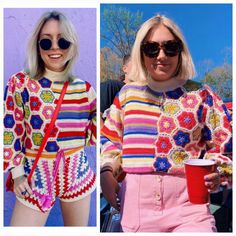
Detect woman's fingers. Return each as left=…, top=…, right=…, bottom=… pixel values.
left=204, top=172, right=220, bottom=192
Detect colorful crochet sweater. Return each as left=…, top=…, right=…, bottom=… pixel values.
left=101, top=80, right=232, bottom=175
left=4, top=71, right=96, bottom=173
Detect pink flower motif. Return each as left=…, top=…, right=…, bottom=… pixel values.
left=25, top=137, right=32, bottom=149
left=177, top=112, right=196, bottom=130
left=4, top=148, right=13, bottom=160
left=44, top=124, right=58, bottom=137
left=15, top=108, right=24, bottom=121
left=15, top=72, right=25, bottom=89
left=214, top=130, right=229, bottom=144
left=159, top=116, right=176, bottom=134
left=27, top=79, right=40, bottom=93
left=42, top=106, right=54, bottom=119
left=181, top=94, right=199, bottom=109
left=13, top=153, right=24, bottom=166
left=155, top=136, right=172, bottom=154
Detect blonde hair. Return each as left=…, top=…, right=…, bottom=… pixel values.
left=130, top=14, right=196, bottom=82
left=25, top=11, right=78, bottom=80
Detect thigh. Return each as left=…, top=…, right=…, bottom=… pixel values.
left=10, top=198, right=49, bottom=226
left=60, top=194, right=91, bottom=226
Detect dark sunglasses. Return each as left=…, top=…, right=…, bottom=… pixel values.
left=39, top=38, right=71, bottom=51
left=141, top=40, right=183, bottom=58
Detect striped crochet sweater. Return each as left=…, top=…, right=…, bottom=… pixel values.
left=101, top=80, right=232, bottom=175
left=4, top=71, right=96, bottom=173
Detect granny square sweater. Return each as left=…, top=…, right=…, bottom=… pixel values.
left=101, top=80, right=232, bottom=175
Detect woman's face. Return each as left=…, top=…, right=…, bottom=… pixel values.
left=143, top=24, right=180, bottom=81
left=39, top=19, right=70, bottom=72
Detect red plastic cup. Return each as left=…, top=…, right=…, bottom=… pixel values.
left=184, top=159, right=216, bottom=204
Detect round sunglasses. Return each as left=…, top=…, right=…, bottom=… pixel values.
left=141, top=40, right=183, bottom=58
left=39, top=38, right=71, bottom=51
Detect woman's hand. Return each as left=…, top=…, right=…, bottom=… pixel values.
left=13, top=175, right=32, bottom=198
left=204, top=172, right=220, bottom=193
left=100, top=170, right=120, bottom=211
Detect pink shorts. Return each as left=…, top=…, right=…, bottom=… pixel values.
left=118, top=173, right=216, bottom=232
left=17, top=148, right=96, bottom=212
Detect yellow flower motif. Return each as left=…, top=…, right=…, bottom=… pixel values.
left=209, top=112, right=220, bottom=129
left=32, top=133, right=43, bottom=146
left=15, top=92, right=22, bottom=107
left=171, top=150, right=188, bottom=165
left=219, top=163, right=232, bottom=175
left=164, top=103, right=180, bottom=115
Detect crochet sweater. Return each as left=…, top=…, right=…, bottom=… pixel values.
left=101, top=80, right=232, bottom=175
left=4, top=71, right=96, bottom=175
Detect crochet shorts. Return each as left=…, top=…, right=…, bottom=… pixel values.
left=16, top=148, right=96, bottom=212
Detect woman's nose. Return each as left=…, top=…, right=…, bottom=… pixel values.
left=156, top=48, right=166, bottom=58
left=51, top=39, right=59, bottom=50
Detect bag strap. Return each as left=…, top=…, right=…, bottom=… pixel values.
left=27, top=81, right=69, bottom=183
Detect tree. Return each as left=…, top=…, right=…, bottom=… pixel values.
left=100, top=47, right=122, bottom=82
left=201, top=63, right=232, bottom=101
left=101, top=5, right=143, bottom=58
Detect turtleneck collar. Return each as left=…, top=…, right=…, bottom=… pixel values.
left=43, top=67, right=69, bottom=82
left=146, top=75, right=187, bottom=92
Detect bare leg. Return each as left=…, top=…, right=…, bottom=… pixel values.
left=10, top=199, right=50, bottom=226
left=60, top=194, right=91, bottom=226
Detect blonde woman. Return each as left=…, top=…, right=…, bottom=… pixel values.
left=4, top=11, right=96, bottom=226
left=100, top=15, right=232, bottom=232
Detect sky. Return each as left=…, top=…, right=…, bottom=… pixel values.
left=100, top=4, right=232, bottom=82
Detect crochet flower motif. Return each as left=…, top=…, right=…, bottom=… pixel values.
left=223, top=116, right=231, bottom=130
left=153, top=157, right=171, bottom=172
left=25, top=137, right=33, bottom=149
left=21, top=88, right=29, bottom=104
left=205, top=95, right=213, bottom=107
left=45, top=141, right=59, bottom=152
left=170, top=149, right=188, bottom=165
left=27, top=79, right=40, bottom=93
left=6, top=96, right=14, bottom=111
left=173, top=130, right=190, bottom=147
left=222, top=104, right=232, bottom=123
left=40, top=90, right=55, bottom=103
left=4, top=131, right=14, bottom=145
left=15, top=92, right=22, bottom=107
left=177, top=112, right=196, bottom=130
left=224, top=137, right=232, bottom=153
left=25, top=123, right=32, bottom=135
left=214, top=130, right=229, bottom=144
left=24, top=106, right=30, bottom=120
left=163, top=102, right=180, bottom=115
left=166, top=88, right=184, bottom=99
left=181, top=94, right=199, bottom=109
left=197, top=105, right=207, bottom=123
left=14, top=124, right=24, bottom=136
left=209, top=112, right=220, bottom=129
left=32, top=132, right=43, bottom=146
left=4, top=148, right=13, bottom=160
left=12, top=153, right=24, bottom=166
left=159, top=116, right=176, bottom=134
left=44, top=124, right=58, bottom=137
left=201, top=126, right=212, bottom=141
left=155, top=136, right=173, bottom=154
left=14, top=139, right=21, bottom=151
left=15, top=107, right=24, bottom=121
left=42, top=106, right=54, bottom=119
left=15, top=72, right=25, bottom=89
left=30, top=96, right=42, bottom=111
left=4, top=114, right=15, bottom=128
left=39, top=78, right=52, bottom=88
left=30, top=115, right=43, bottom=129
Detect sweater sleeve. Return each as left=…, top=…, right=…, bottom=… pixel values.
left=100, top=94, right=123, bottom=172
left=4, top=72, right=27, bottom=177
left=85, top=82, right=97, bottom=146
left=200, top=85, right=232, bottom=176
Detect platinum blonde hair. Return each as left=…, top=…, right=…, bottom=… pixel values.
left=130, top=14, right=196, bottom=82
left=26, top=11, right=78, bottom=79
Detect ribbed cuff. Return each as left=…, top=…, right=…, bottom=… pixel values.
left=11, top=165, right=25, bottom=179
